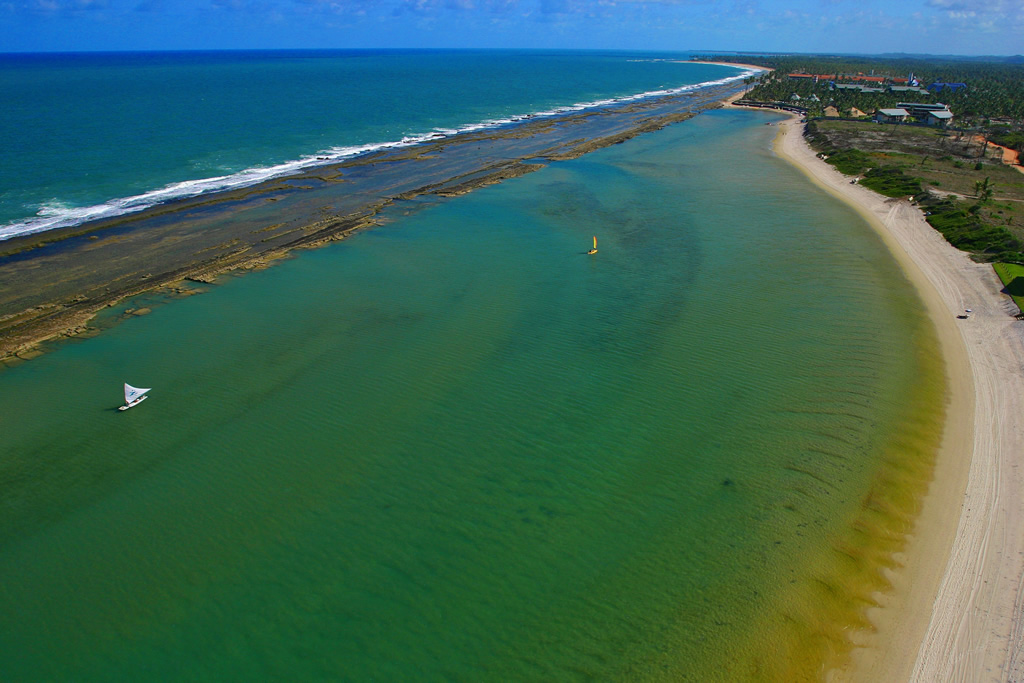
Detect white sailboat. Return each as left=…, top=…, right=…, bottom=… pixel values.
left=119, top=383, right=151, bottom=411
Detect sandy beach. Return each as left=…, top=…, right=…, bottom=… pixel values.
left=696, top=60, right=769, bottom=72
left=769, top=112, right=1024, bottom=681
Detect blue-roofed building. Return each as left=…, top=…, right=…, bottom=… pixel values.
left=928, top=82, right=967, bottom=93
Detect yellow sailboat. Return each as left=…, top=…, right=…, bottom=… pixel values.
left=587, top=236, right=597, bottom=255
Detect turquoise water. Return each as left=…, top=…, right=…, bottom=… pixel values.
left=0, top=109, right=938, bottom=680
left=0, top=49, right=745, bottom=238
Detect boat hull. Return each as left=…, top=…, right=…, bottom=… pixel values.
left=118, top=395, right=148, bottom=411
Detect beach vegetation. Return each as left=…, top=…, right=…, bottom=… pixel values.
left=859, top=166, right=923, bottom=197
left=988, top=130, right=1024, bottom=158
left=824, top=148, right=873, bottom=175
left=802, top=118, right=1024, bottom=264
left=992, top=263, right=1024, bottom=312
left=920, top=196, right=1024, bottom=263
left=974, top=177, right=995, bottom=202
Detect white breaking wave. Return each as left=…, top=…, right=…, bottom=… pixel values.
left=0, top=66, right=759, bottom=243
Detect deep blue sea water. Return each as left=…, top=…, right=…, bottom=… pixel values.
left=0, top=49, right=749, bottom=239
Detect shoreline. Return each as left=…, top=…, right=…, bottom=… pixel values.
left=763, top=108, right=1024, bottom=680
left=0, top=79, right=748, bottom=364
left=692, top=59, right=768, bottom=72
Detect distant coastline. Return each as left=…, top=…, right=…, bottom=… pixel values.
left=0, top=60, right=756, bottom=244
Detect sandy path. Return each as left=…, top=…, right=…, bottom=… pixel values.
left=768, top=114, right=1024, bottom=682
left=972, top=136, right=1024, bottom=174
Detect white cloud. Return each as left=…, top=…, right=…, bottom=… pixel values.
left=926, top=0, right=1023, bottom=18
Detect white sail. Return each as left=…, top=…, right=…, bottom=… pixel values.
left=124, top=383, right=151, bottom=404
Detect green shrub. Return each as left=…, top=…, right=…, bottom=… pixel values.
left=993, top=263, right=1024, bottom=312
left=989, top=131, right=1024, bottom=154
left=859, top=166, right=922, bottom=197
left=825, top=149, right=873, bottom=176
left=926, top=199, right=1024, bottom=263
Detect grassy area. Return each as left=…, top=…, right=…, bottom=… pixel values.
left=993, top=263, right=1024, bottom=313
left=859, top=166, right=923, bottom=198
left=808, top=120, right=1024, bottom=213
left=806, top=119, right=1024, bottom=263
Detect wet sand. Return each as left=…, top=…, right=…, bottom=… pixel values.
left=0, top=81, right=744, bottom=362
left=768, top=111, right=1024, bottom=682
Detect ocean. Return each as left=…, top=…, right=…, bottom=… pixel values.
left=0, top=49, right=748, bottom=240
left=0, top=51, right=942, bottom=680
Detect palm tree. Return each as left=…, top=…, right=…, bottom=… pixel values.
left=975, top=177, right=995, bottom=203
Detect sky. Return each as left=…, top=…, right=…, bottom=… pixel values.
left=1, top=0, right=1022, bottom=56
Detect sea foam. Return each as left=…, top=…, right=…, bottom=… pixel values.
left=0, top=67, right=757, bottom=242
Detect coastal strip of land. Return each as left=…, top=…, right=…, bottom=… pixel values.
left=767, top=111, right=1024, bottom=682
left=0, top=78, right=751, bottom=363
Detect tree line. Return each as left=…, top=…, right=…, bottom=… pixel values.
left=704, top=55, right=1024, bottom=147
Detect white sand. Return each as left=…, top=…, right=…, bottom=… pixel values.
left=766, top=113, right=1024, bottom=682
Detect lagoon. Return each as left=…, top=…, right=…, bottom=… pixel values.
left=0, top=108, right=942, bottom=680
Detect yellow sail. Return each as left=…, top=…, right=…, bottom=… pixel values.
left=588, top=236, right=597, bottom=254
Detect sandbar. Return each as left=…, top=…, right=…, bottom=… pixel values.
left=765, top=109, right=1024, bottom=681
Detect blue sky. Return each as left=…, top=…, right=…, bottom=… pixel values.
left=2, top=0, right=1022, bottom=55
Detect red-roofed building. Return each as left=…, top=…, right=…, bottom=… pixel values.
left=788, top=73, right=837, bottom=81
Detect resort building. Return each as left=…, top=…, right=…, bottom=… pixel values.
left=928, top=82, right=967, bottom=93
left=787, top=71, right=942, bottom=94
left=823, top=105, right=841, bottom=118
left=787, top=73, right=836, bottom=82
left=897, top=102, right=952, bottom=119
left=873, top=102, right=954, bottom=127
left=849, top=75, right=885, bottom=84
left=831, top=82, right=893, bottom=94
left=875, top=108, right=909, bottom=124
left=927, top=110, right=954, bottom=127
left=889, top=85, right=932, bottom=96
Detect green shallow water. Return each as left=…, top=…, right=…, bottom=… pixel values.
left=0, top=109, right=942, bottom=681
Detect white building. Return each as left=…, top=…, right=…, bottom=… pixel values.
left=875, top=108, right=909, bottom=124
